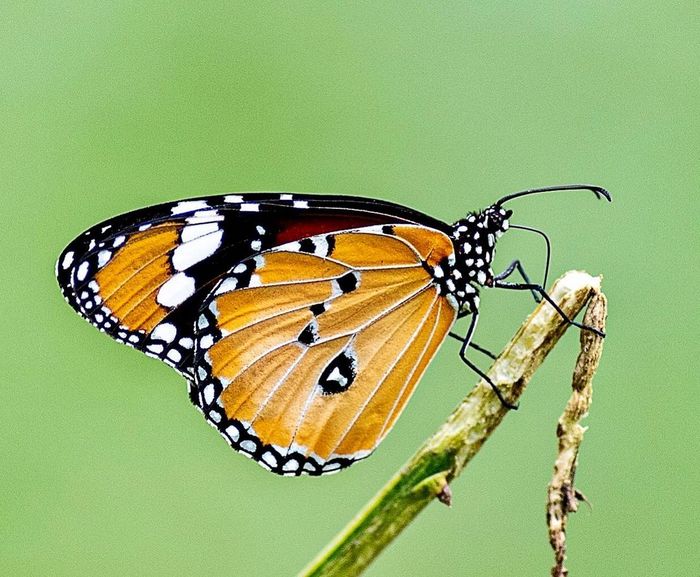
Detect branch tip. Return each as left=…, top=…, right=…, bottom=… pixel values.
left=437, top=483, right=453, bottom=507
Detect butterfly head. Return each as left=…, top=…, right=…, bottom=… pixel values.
left=449, top=205, right=511, bottom=286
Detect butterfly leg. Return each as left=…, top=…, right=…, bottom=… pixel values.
left=493, top=280, right=605, bottom=338
left=494, top=260, right=541, bottom=302
left=456, top=312, right=518, bottom=410
left=449, top=332, right=497, bottom=360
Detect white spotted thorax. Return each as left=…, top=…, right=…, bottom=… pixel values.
left=437, top=204, right=511, bottom=315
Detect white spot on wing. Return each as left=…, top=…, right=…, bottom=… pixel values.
left=326, top=366, right=347, bottom=386
left=293, top=200, right=309, bottom=208
left=240, top=203, right=259, bottom=212
left=151, top=322, right=177, bottom=343
left=147, top=343, right=164, bottom=354
left=76, top=261, right=89, bottom=281
left=172, top=229, right=223, bottom=271
left=240, top=440, right=256, bottom=453
left=314, top=237, right=329, bottom=256
left=214, top=277, right=238, bottom=295
left=248, top=274, right=262, bottom=288
left=171, top=200, right=209, bottom=214
left=199, top=334, right=214, bottom=349
left=262, top=452, right=278, bottom=467
left=61, top=251, right=74, bottom=269
left=185, top=212, right=224, bottom=224
left=97, top=250, right=111, bottom=268
left=225, top=195, right=243, bottom=203
left=156, top=273, right=196, bottom=307
left=192, top=209, right=221, bottom=219
left=180, top=222, right=219, bottom=242
left=225, top=425, right=240, bottom=442
left=167, top=349, right=182, bottom=363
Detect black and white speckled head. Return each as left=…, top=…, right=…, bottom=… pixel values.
left=433, top=204, right=512, bottom=315
left=450, top=204, right=512, bottom=285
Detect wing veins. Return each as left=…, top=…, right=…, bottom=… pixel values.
left=73, top=239, right=173, bottom=302
left=374, top=298, right=445, bottom=446
left=208, top=281, right=433, bottom=392
left=214, top=268, right=425, bottom=333
left=325, top=292, right=440, bottom=460
left=244, top=346, right=310, bottom=432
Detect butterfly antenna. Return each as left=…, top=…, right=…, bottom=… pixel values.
left=509, top=224, right=551, bottom=290
left=496, top=184, right=612, bottom=207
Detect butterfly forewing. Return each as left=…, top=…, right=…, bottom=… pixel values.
left=193, top=224, right=457, bottom=475
left=56, top=194, right=443, bottom=377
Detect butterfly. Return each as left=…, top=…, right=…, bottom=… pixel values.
left=56, top=185, right=610, bottom=476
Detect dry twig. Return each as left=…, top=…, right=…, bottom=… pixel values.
left=547, top=288, right=606, bottom=576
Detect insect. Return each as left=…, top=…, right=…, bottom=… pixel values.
left=56, top=185, right=610, bottom=476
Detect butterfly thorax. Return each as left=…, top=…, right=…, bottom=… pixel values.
left=435, top=205, right=511, bottom=315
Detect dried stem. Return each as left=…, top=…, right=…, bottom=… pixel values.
left=299, top=271, right=603, bottom=577
left=547, top=288, right=607, bottom=576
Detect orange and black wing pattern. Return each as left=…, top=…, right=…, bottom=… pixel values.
left=56, top=194, right=446, bottom=378
left=192, top=224, right=458, bottom=475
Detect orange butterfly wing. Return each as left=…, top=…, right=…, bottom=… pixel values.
left=193, top=225, right=458, bottom=475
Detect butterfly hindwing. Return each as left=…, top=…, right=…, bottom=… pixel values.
left=192, top=224, right=458, bottom=475
left=56, top=194, right=448, bottom=377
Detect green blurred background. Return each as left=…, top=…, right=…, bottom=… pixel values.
left=2, top=3, right=697, bottom=576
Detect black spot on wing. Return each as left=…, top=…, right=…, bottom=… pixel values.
left=337, top=272, right=358, bottom=294
left=318, top=349, right=357, bottom=395
left=298, top=321, right=319, bottom=345
left=310, top=302, right=326, bottom=315
left=299, top=238, right=316, bottom=253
